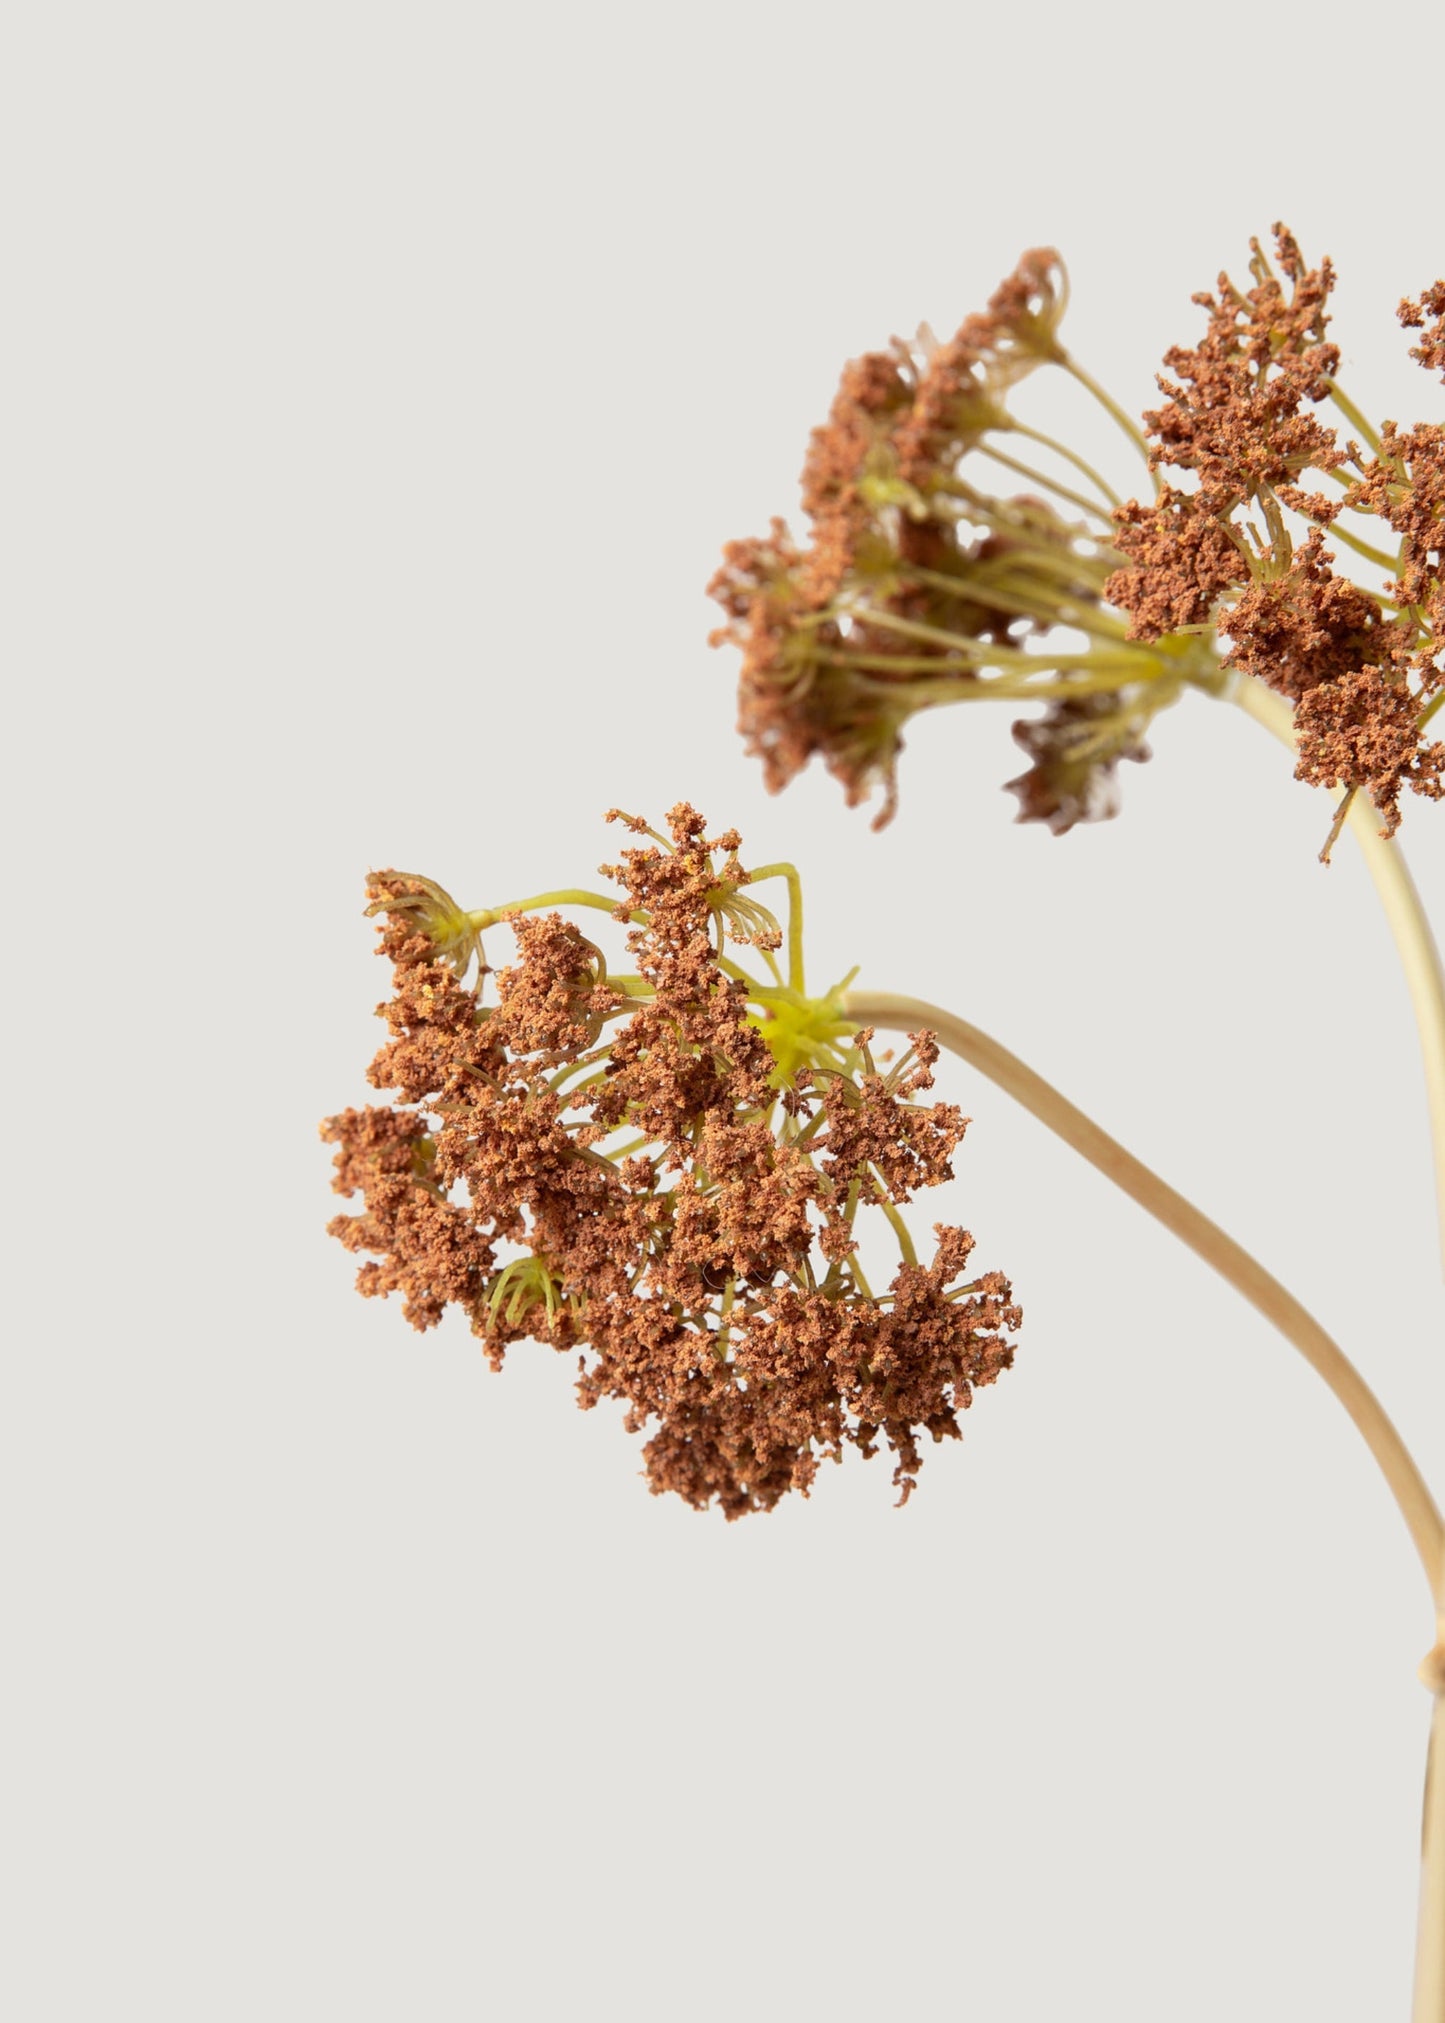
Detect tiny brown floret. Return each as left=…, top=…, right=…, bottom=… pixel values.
left=1400, top=282, right=1445, bottom=383
left=1293, top=669, right=1444, bottom=836
left=1106, top=492, right=1248, bottom=637
left=1219, top=533, right=1391, bottom=701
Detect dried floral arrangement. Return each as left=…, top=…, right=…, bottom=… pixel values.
left=324, top=230, right=1445, bottom=2012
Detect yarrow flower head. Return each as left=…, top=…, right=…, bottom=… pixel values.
left=708, top=251, right=1218, bottom=833
left=1105, top=225, right=1445, bottom=852
left=321, top=805, right=1019, bottom=1517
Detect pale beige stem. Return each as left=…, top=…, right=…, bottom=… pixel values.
left=1416, top=1650, right=1445, bottom=2023
left=1231, top=673, right=1445, bottom=1277
left=844, top=989, right=1445, bottom=1604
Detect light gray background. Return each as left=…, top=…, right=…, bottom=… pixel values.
left=6, top=4, right=1444, bottom=2017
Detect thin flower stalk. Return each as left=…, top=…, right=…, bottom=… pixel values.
left=852, top=980, right=1445, bottom=2023
left=1234, top=673, right=1445, bottom=1276
left=1417, top=1670, right=1445, bottom=2023
left=844, top=989, right=1445, bottom=1604
left=707, top=247, right=1217, bottom=833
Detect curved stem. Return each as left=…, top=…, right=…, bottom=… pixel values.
left=1057, top=352, right=1159, bottom=486
left=870, top=1180, right=919, bottom=1268
left=843, top=988, right=1445, bottom=1606
left=900, top=562, right=1130, bottom=643
left=746, top=862, right=805, bottom=993
left=1231, top=674, right=1445, bottom=1277
left=972, top=440, right=1116, bottom=523
left=1325, top=379, right=1384, bottom=458
left=1006, top=419, right=1124, bottom=509
left=468, top=889, right=645, bottom=930
left=1417, top=1628, right=1445, bottom=2023
left=1291, top=508, right=1402, bottom=576
left=840, top=601, right=1159, bottom=678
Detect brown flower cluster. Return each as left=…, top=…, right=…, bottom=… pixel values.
left=1400, top=281, right=1445, bottom=383
left=1106, top=227, right=1444, bottom=842
left=708, top=251, right=1184, bottom=833
left=321, top=806, right=1019, bottom=1517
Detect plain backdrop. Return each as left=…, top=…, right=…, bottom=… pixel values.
left=5, top=4, right=1444, bottom=2018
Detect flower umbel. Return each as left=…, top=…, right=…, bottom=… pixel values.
left=708, top=251, right=1218, bottom=831
left=1106, top=225, right=1445, bottom=851
left=321, top=806, right=1019, bottom=1516
left=712, top=230, right=1445, bottom=857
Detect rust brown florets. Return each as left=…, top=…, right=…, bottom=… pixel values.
left=709, top=252, right=1202, bottom=834
left=322, top=807, right=1019, bottom=1517
left=1293, top=668, right=1444, bottom=828
left=1003, top=694, right=1152, bottom=836
left=1400, top=282, right=1445, bottom=383
left=1105, top=225, right=1444, bottom=846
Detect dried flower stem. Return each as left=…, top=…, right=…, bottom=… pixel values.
left=467, top=888, right=646, bottom=932
left=1006, top=419, right=1123, bottom=508
left=746, top=863, right=806, bottom=991
left=1325, top=377, right=1385, bottom=456
left=1292, top=513, right=1403, bottom=577
left=1416, top=1669, right=1445, bottom=2023
left=1059, top=352, right=1158, bottom=479
left=972, top=441, right=1116, bottom=522
left=1232, top=674, right=1445, bottom=1277
left=854, top=985, right=1445, bottom=2004
left=843, top=990, right=1445, bottom=1602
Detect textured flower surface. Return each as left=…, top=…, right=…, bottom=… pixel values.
left=712, top=229, right=1444, bottom=853
left=1106, top=226, right=1445, bottom=846
left=709, top=251, right=1218, bottom=832
left=322, top=805, right=1019, bottom=1517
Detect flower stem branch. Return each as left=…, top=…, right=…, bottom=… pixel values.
left=1231, top=674, right=1445, bottom=1278
left=973, top=440, right=1116, bottom=523
left=843, top=989, right=1445, bottom=1605
left=746, top=862, right=806, bottom=993
left=1415, top=1647, right=1445, bottom=2023
left=1006, top=418, right=1124, bottom=508
left=468, top=889, right=645, bottom=931
left=1058, top=351, right=1159, bottom=483
left=1290, top=508, right=1403, bottom=575
left=1324, top=378, right=1385, bottom=457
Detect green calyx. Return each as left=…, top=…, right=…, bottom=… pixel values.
left=746, top=971, right=861, bottom=1087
